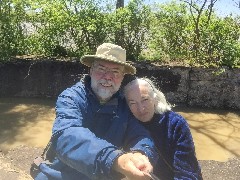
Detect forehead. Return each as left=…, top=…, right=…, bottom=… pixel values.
left=126, top=83, right=151, bottom=98
left=94, top=60, right=124, bottom=69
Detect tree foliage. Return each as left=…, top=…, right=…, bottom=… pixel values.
left=145, top=0, right=240, bottom=68
left=0, top=0, right=28, bottom=60
left=0, top=0, right=239, bottom=68
left=114, top=0, right=151, bottom=60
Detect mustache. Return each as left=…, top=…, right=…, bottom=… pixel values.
left=99, top=79, right=113, bottom=86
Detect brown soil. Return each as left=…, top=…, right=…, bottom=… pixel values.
left=0, top=145, right=240, bottom=180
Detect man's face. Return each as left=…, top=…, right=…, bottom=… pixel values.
left=90, top=60, right=125, bottom=102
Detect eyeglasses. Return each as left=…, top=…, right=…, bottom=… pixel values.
left=93, top=64, right=124, bottom=79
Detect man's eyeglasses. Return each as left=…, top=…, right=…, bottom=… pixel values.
left=93, top=65, right=124, bottom=79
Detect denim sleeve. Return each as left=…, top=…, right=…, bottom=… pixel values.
left=170, top=113, right=203, bottom=180
left=51, top=86, right=124, bottom=179
left=123, top=117, right=159, bottom=166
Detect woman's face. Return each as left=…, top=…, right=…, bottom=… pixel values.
left=125, top=82, right=155, bottom=122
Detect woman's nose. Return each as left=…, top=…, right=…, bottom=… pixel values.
left=137, top=104, right=145, bottom=112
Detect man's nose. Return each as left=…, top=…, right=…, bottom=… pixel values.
left=102, top=71, right=114, bottom=79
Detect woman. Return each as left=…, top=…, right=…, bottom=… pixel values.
left=124, top=78, right=203, bottom=180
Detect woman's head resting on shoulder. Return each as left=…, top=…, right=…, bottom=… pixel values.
left=124, top=78, right=172, bottom=122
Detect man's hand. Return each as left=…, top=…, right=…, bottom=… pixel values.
left=113, top=152, right=153, bottom=180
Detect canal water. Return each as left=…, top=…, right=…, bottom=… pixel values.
left=0, top=98, right=239, bottom=162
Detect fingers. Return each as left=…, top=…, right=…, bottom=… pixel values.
left=113, top=152, right=153, bottom=180
left=130, top=152, right=153, bottom=173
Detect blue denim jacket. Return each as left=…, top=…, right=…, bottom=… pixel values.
left=140, top=111, right=203, bottom=180
left=35, top=76, right=158, bottom=180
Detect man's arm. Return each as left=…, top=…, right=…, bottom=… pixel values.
left=111, top=114, right=159, bottom=179
left=51, top=84, right=124, bottom=179
left=123, top=115, right=159, bottom=167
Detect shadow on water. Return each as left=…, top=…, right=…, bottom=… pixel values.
left=174, top=106, right=240, bottom=161
left=0, top=98, right=239, bottom=162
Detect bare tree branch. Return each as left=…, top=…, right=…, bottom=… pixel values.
left=206, top=0, right=218, bottom=24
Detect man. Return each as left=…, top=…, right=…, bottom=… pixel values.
left=35, top=43, right=158, bottom=180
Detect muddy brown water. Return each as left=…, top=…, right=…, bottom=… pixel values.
left=0, top=98, right=239, bottom=162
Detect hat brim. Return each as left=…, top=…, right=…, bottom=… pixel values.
left=80, top=55, right=136, bottom=75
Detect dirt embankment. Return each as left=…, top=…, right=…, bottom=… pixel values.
left=0, top=145, right=240, bottom=180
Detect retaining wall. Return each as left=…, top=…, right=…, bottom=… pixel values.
left=0, top=59, right=239, bottom=110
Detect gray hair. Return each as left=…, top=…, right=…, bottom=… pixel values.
left=124, top=77, right=172, bottom=114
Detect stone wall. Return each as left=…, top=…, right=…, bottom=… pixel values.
left=133, top=62, right=240, bottom=110
left=0, top=59, right=239, bottom=110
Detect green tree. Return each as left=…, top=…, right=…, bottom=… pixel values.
left=114, top=0, right=151, bottom=61
left=146, top=0, right=240, bottom=68
left=0, top=0, right=28, bottom=60
left=146, top=1, right=191, bottom=62
left=25, top=0, right=113, bottom=57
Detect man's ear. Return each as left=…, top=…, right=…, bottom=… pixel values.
left=89, top=67, right=93, bottom=75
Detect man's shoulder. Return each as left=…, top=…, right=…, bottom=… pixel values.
left=64, top=75, right=91, bottom=93
left=63, top=81, right=85, bottom=93
left=57, top=80, right=88, bottom=103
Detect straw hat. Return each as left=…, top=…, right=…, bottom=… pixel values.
left=80, top=43, right=136, bottom=74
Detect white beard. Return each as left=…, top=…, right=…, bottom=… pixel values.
left=96, top=88, right=113, bottom=100
left=91, top=79, right=119, bottom=101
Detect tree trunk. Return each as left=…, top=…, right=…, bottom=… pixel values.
left=115, top=0, right=125, bottom=47
left=116, top=0, right=124, bottom=9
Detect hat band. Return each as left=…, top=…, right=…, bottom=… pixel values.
left=96, top=54, right=123, bottom=63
